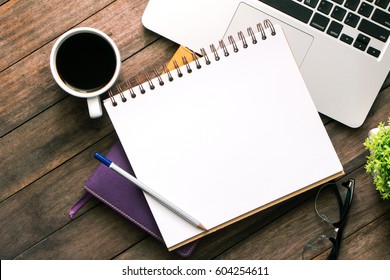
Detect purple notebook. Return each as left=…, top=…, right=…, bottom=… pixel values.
left=70, top=140, right=198, bottom=257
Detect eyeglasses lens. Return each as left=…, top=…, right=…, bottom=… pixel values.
left=302, top=184, right=346, bottom=259
left=302, top=235, right=334, bottom=260
left=315, top=184, right=346, bottom=224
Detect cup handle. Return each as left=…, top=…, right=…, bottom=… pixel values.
left=87, top=96, right=103, bottom=119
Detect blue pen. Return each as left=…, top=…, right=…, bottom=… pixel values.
left=94, top=152, right=206, bottom=231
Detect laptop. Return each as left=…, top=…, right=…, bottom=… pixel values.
left=142, top=0, right=390, bottom=128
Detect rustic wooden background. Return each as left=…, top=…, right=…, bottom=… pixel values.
left=1, top=0, right=390, bottom=260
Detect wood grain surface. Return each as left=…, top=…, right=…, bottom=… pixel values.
left=1, top=0, right=389, bottom=260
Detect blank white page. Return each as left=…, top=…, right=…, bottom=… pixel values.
left=104, top=24, right=343, bottom=250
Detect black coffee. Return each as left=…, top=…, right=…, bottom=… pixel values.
left=56, top=32, right=117, bottom=91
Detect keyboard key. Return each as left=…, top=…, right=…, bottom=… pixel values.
left=318, top=0, right=334, bottom=14
left=331, top=6, right=347, bottom=20
left=358, top=3, right=374, bottom=17
left=258, top=0, right=314, bottom=23
left=345, top=12, right=361, bottom=27
left=367, top=46, right=381, bottom=57
left=356, top=33, right=371, bottom=44
left=310, top=12, right=331, bottom=31
left=304, top=0, right=320, bottom=8
left=332, top=0, right=344, bottom=4
left=353, top=40, right=368, bottom=51
left=345, top=0, right=360, bottom=11
left=372, top=8, right=390, bottom=28
left=341, top=33, right=354, bottom=44
left=358, top=18, right=390, bottom=41
left=374, top=0, right=390, bottom=9
left=327, top=20, right=344, bottom=37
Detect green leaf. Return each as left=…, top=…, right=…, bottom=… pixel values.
left=364, top=118, right=390, bottom=199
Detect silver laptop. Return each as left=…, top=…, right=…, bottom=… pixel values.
left=142, top=0, right=390, bottom=128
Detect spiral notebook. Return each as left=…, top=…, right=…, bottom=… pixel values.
left=104, top=21, right=344, bottom=250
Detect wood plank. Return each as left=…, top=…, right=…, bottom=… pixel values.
left=2, top=0, right=389, bottom=261
left=0, top=95, right=112, bottom=202
left=338, top=211, right=390, bottom=259
left=215, top=166, right=390, bottom=259
left=16, top=204, right=148, bottom=260
left=4, top=133, right=152, bottom=259
left=0, top=0, right=114, bottom=72
left=115, top=189, right=316, bottom=259
left=0, top=134, right=115, bottom=259
left=326, top=86, right=390, bottom=173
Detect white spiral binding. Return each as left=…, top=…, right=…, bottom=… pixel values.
left=108, top=19, right=276, bottom=106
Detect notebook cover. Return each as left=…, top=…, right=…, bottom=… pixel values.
left=84, top=139, right=198, bottom=257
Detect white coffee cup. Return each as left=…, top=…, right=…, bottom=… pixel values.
left=50, top=27, right=121, bottom=118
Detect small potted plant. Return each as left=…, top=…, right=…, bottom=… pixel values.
left=364, top=118, right=390, bottom=200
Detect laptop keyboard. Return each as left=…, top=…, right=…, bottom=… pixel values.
left=258, top=0, right=390, bottom=58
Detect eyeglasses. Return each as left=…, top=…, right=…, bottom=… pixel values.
left=302, top=178, right=355, bottom=260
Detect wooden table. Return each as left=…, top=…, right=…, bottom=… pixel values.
left=1, top=0, right=390, bottom=260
